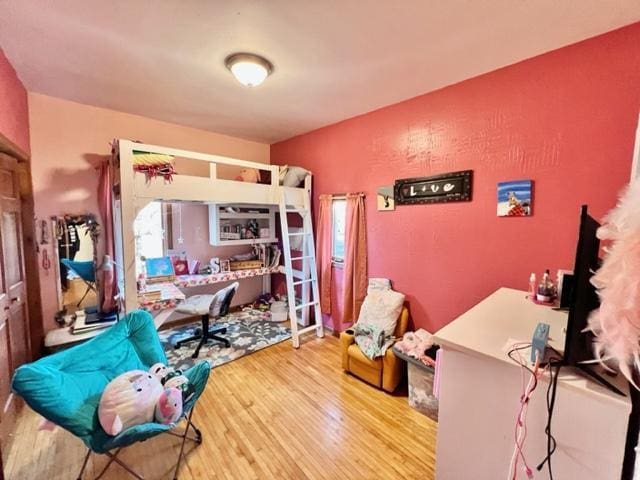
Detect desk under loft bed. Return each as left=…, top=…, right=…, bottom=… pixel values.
left=111, top=139, right=323, bottom=348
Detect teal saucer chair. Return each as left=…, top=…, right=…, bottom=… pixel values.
left=12, top=310, right=210, bottom=480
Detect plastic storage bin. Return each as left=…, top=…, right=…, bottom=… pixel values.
left=393, top=347, right=439, bottom=421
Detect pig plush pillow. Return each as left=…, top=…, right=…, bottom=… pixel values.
left=98, top=368, right=182, bottom=436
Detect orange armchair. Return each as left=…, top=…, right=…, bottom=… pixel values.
left=340, top=307, right=409, bottom=392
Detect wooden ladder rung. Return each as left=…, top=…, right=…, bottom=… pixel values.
left=290, top=255, right=313, bottom=261
left=295, top=324, right=321, bottom=336
left=290, top=268, right=305, bottom=279
left=293, top=279, right=313, bottom=286
left=295, top=300, right=319, bottom=311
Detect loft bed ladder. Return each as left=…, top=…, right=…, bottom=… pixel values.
left=279, top=177, right=324, bottom=348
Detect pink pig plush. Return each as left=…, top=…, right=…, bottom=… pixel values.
left=155, top=387, right=183, bottom=425
left=98, top=370, right=164, bottom=436
left=99, top=367, right=184, bottom=436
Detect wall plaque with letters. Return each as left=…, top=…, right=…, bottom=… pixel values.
left=394, top=170, right=473, bottom=205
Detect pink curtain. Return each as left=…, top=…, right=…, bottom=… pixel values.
left=316, top=195, right=333, bottom=315
left=342, top=193, right=368, bottom=326
left=98, top=158, right=116, bottom=312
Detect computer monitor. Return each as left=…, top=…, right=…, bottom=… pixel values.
left=564, top=205, right=624, bottom=396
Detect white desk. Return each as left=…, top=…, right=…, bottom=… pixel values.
left=434, top=288, right=632, bottom=480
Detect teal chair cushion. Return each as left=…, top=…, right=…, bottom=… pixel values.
left=12, top=310, right=210, bottom=454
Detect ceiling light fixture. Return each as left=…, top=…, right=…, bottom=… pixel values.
left=225, top=53, right=273, bottom=87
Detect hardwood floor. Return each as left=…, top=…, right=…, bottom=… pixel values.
left=4, top=335, right=437, bottom=479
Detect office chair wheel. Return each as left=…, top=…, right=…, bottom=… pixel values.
left=194, top=428, right=203, bottom=444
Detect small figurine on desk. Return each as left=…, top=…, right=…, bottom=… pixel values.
left=198, top=265, right=212, bottom=275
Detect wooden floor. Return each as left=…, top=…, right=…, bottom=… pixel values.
left=4, top=335, right=437, bottom=479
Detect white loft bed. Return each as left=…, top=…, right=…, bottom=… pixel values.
left=112, top=139, right=323, bottom=347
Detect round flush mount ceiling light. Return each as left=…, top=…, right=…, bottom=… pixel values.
left=225, top=53, right=273, bottom=87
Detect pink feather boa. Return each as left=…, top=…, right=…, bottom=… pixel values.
left=588, top=180, right=640, bottom=387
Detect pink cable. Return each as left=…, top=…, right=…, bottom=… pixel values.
left=508, top=346, right=546, bottom=480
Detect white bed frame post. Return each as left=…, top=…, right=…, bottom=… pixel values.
left=118, top=140, right=143, bottom=313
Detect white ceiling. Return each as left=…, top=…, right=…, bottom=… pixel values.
left=1, top=1, right=640, bottom=144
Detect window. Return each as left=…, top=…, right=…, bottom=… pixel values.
left=133, top=201, right=164, bottom=274
left=332, top=199, right=346, bottom=264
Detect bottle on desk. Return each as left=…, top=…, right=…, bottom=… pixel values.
left=536, top=269, right=556, bottom=303
left=529, top=273, right=536, bottom=299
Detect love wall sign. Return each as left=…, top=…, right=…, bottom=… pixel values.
left=394, top=170, right=473, bottom=205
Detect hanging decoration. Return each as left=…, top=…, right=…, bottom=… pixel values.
left=394, top=170, right=473, bottom=205
left=177, top=203, right=184, bottom=245
left=588, top=180, right=640, bottom=387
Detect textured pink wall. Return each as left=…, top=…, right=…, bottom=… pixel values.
left=0, top=48, right=29, bottom=153
left=28, top=93, right=269, bottom=332
left=168, top=202, right=265, bottom=307
left=272, top=23, right=640, bottom=333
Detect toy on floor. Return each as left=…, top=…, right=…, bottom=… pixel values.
left=394, top=329, right=437, bottom=367
left=251, top=292, right=275, bottom=312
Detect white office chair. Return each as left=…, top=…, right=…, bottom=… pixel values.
left=174, top=282, right=239, bottom=358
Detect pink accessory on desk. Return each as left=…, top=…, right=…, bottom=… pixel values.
left=188, top=260, right=200, bottom=275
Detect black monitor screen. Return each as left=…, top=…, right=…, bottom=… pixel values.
left=563, top=205, right=601, bottom=365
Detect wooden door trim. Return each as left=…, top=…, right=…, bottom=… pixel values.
left=0, top=133, right=27, bottom=164
left=0, top=135, right=43, bottom=360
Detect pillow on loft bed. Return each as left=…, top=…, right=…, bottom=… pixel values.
left=279, top=165, right=310, bottom=187
left=132, top=151, right=175, bottom=166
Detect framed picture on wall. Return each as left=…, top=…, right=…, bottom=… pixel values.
left=220, top=259, right=231, bottom=273
left=497, top=180, right=533, bottom=217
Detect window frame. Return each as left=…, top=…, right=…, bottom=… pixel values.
left=331, top=198, right=346, bottom=266
left=133, top=201, right=166, bottom=276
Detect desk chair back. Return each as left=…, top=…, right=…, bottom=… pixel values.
left=210, top=282, right=239, bottom=318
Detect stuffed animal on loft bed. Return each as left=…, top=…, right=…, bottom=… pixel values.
left=588, top=179, right=640, bottom=387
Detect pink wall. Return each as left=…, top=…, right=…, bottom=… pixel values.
left=0, top=48, right=29, bottom=154
left=272, top=23, right=640, bottom=333
left=168, top=202, right=265, bottom=307
left=28, top=93, right=270, bottom=332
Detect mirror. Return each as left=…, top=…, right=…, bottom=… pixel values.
left=52, top=214, right=100, bottom=317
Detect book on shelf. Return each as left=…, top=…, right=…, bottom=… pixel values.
left=229, top=260, right=264, bottom=271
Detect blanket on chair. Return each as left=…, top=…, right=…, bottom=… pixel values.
left=354, top=323, right=394, bottom=360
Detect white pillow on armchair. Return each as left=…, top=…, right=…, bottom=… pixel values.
left=356, top=289, right=405, bottom=336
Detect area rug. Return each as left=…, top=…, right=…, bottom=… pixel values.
left=159, top=308, right=291, bottom=371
